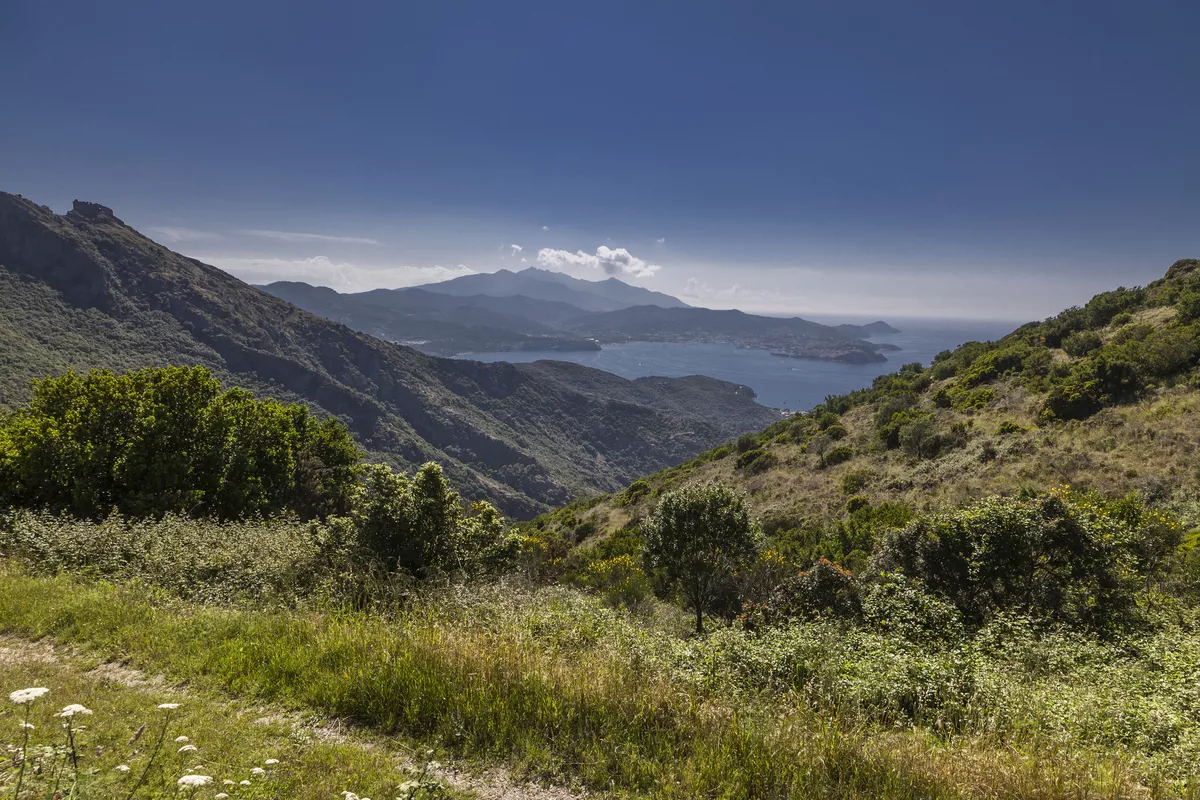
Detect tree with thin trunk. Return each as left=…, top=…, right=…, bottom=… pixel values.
left=642, top=483, right=763, bottom=634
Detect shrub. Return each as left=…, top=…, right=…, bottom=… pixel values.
left=1179, top=290, right=1200, bottom=322
left=840, top=468, right=875, bottom=495
left=870, top=490, right=1173, bottom=630
left=822, top=445, right=854, bottom=468
left=0, top=366, right=360, bottom=520
left=579, top=554, right=652, bottom=607
left=1062, top=330, right=1102, bottom=357
left=862, top=572, right=964, bottom=644
left=735, top=448, right=776, bottom=474
left=995, top=420, right=1025, bottom=435
left=735, top=432, right=761, bottom=453
left=353, top=462, right=515, bottom=576
left=769, top=558, right=861, bottom=621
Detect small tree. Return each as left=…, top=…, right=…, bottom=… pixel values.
left=642, top=483, right=763, bottom=633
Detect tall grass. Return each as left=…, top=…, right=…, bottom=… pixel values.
left=0, top=566, right=1167, bottom=799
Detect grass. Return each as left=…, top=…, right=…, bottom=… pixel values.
left=0, top=565, right=1182, bottom=800
left=0, top=636, right=463, bottom=799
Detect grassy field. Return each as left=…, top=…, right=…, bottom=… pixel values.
left=0, top=561, right=1195, bottom=799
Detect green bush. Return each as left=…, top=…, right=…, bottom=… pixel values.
left=735, top=448, right=777, bottom=474
left=870, top=490, right=1176, bottom=630
left=769, top=558, right=861, bottom=621
left=822, top=445, right=854, bottom=468
left=353, top=462, right=515, bottom=577
left=1062, top=330, right=1102, bottom=357
left=1179, top=290, right=1200, bottom=322
left=0, top=366, right=360, bottom=520
left=735, top=432, right=761, bottom=453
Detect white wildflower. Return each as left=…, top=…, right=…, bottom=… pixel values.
left=264, top=758, right=279, bottom=765
left=56, top=704, right=93, bottom=718
left=115, top=764, right=131, bottom=773
left=158, top=702, right=181, bottom=710
left=18, top=722, right=34, bottom=730
left=175, top=735, right=190, bottom=743
left=177, top=774, right=212, bottom=787
left=9, top=688, right=49, bottom=705
left=240, top=779, right=251, bottom=786
left=215, top=795, right=230, bottom=799
left=250, top=766, right=266, bottom=776
left=223, top=779, right=235, bottom=785
left=178, top=744, right=198, bottom=753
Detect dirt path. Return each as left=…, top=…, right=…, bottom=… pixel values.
left=0, top=635, right=589, bottom=800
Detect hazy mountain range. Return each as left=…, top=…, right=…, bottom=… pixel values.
left=260, top=269, right=898, bottom=362
left=0, top=193, right=780, bottom=517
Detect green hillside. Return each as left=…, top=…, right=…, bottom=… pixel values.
left=0, top=193, right=778, bottom=517
left=533, top=259, right=1200, bottom=560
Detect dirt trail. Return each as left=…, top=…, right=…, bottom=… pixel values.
left=0, top=634, right=589, bottom=800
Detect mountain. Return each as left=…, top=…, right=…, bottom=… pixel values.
left=535, top=260, right=1200, bottom=550
left=260, top=282, right=600, bottom=355
left=0, top=193, right=779, bottom=517
left=264, top=279, right=894, bottom=362
left=417, top=267, right=689, bottom=312
left=563, top=306, right=888, bottom=363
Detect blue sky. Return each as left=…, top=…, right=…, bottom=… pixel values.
left=3, top=0, right=1198, bottom=320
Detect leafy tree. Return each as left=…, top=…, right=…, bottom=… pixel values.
left=643, top=483, right=763, bottom=633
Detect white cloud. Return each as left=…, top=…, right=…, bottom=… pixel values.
left=240, top=229, right=380, bottom=245
left=536, top=245, right=661, bottom=278
left=656, top=237, right=666, bottom=243
left=510, top=243, right=523, bottom=253
left=196, top=254, right=473, bottom=292
left=541, top=225, right=549, bottom=231
left=146, top=226, right=224, bottom=243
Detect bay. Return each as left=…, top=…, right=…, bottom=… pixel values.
left=456, top=317, right=1020, bottom=412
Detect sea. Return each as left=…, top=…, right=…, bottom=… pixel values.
left=456, top=317, right=1022, bottom=413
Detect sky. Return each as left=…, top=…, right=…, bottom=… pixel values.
left=2, top=0, right=1198, bottom=321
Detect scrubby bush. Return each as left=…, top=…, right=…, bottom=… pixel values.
left=1062, top=330, right=1102, bottom=357
left=735, top=448, right=776, bottom=474
left=735, top=432, right=760, bottom=453
left=0, top=366, right=360, bottom=520
left=353, top=462, right=516, bottom=577
left=821, top=445, right=854, bottom=468
left=871, top=489, right=1177, bottom=631
left=770, top=558, right=861, bottom=620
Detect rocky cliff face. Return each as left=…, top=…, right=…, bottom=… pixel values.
left=0, top=192, right=779, bottom=516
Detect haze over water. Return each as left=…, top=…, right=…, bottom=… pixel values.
left=459, top=318, right=1018, bottom=412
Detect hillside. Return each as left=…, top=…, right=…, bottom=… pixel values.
left=537, top=259, right=1200, bottom=556
left=0, top=193, right=778, bottom=517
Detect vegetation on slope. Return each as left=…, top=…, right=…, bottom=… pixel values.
left=539, top=259, right=1200, bottom=553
